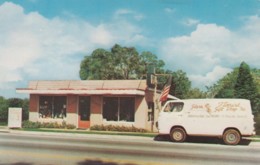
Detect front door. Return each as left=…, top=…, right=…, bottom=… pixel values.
left=78, top=96, right=91, bottom=129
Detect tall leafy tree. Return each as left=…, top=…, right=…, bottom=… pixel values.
left=0, top=96, right=8, bottom=122
left=8, top=98, right=29, bottom=121
left=79, top=44, right=165, bottom=80
left=186, top=88, right=207, bottom=99
left=234, top=62, right=259, bottom=113
left=165, top=70, right=191, bottom=99
left=80, top=48, right=115, bottom=80
left=214, top=69, right=239, bottom=98
left=139, top=51, right=165, bottom=75
left=0, top=97, right=29, bottom=123
left=251, top=68, right=260, bottom=92
left=111, top=44, right=140, bottom=79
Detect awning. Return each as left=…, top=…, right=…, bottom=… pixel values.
left=16, top=89, right=145, bottom=96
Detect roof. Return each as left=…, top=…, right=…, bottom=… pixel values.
left=16, top=80, right=147, bottom=96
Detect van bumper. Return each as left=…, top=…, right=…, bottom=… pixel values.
left=242, top=131, right=256, bottom=137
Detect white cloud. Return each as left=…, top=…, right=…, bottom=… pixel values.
left=161, top=24, right=232, bottom=74
left=164, top=8, right=175, bottom=13
left=189, top=66, right=232, bottom=89
left=114, top=9, right=144, bottom=21
left=182, top=18, right=200, bottom=26
left=160, top=18, right=260, bottom=89
left=0, top=2, right=147, bottom=93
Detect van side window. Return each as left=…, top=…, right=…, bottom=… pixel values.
left=164, top=102, right=184, bottom=112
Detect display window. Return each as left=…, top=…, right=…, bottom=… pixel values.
left=39, top=96, right=67, bottom=118
left=103, top=97, right=135, bottom=122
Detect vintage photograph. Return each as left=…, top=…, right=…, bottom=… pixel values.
left=0, top=0, right=259, bottom=165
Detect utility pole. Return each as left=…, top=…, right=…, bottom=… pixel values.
left=146, top=63, right=172, bottom=132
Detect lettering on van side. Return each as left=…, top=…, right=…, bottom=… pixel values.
left=189, top=102, right=247, bottom=118
left=191, top=103, right=212, bottom=114
left=215, top=102, right=245, bottom=112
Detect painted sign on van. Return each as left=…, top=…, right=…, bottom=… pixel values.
left=191, top=101, right=246, bottom=114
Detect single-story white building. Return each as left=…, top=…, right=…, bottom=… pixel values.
left=16, top=80, right=177, bottom=131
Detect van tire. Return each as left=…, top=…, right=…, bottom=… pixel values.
left=223, top=129, right=241, bottom=145
left=170, top=127, right=186, bottom=142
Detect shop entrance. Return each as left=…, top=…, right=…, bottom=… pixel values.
left=78, top=96, right=91, bottom=129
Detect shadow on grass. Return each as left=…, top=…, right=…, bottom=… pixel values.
left=0, top=163, right=33, bottom=165
left=77, top=159, right=136, bottom=165
left=154, top=134, right=252, bottom=145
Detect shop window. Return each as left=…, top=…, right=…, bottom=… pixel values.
left=103, top=97, right=135, bottom=122
left=39, top=96, right=67, bottom=118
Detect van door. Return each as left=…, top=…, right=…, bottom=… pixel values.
left=185, top=103, right=213, bottom=135
left=158, top=102, right=184, bottom=133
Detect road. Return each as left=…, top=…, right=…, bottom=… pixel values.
left=0, top=131, right=260, bottom=165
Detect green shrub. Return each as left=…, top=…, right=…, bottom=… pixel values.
left=22, top=121, right=41, bottom=128
left=90, top=124, right=147, bottom=133
left=22, top=121, right=76, bottom=129
left=66, top=124, right=76, bottom=129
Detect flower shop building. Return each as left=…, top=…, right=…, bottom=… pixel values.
left=16, top=80, right=167, bottom=131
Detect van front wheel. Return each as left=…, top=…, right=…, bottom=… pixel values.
left=223, top=129, right=241, bottom=145
left=170, top=127, right=186, bottom=142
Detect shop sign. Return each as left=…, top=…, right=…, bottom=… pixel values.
left=8, top=107, right=22, bottom=128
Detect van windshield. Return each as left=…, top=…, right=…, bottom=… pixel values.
left=164, top=102, right=184, bottom=112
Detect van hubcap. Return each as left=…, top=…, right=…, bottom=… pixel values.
left=173, top=131, right=183, bottom=141
left=227, top=133, right=237, bottom=142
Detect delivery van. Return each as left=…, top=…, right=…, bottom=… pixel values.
left=157, top=99, right=255, bottom=145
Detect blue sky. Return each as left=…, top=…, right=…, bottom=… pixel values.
left=0, top=0, right=260, bottom=98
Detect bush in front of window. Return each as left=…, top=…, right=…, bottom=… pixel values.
left=22, top=121, right=76, bottom=129
left=90, top=124, right=147, bottom=133
left=22, top=120, right=41, bottom=128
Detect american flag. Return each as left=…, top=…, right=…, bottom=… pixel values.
left=159, top=75, right=172, bottom=102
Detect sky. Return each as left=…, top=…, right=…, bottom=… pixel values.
left=0, top=0, right=260, bottom=98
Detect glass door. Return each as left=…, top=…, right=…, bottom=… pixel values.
left=78, top=96, right=91, bottom=129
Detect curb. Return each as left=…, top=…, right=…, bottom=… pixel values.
left=1, top=127, right=260, bottom=143
left=0, top=127, right=154, bottom=141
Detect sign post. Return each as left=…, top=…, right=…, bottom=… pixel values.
left=8, top=107, right=22, bottom=128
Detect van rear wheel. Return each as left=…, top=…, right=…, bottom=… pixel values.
left=170, top=127, right=186, bottom=142
left=223, top=129, right=241, bottom=145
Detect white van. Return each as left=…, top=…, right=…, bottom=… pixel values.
left=157, top=99, right=255, bottom=145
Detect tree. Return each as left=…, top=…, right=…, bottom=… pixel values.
left=79, top=48, right=115, bottom=80
left=214, top=69, right=239, bottom=98
left=251, top=68, right=260, bottom=92
left=8, top=98, right=29, bottom=121
left=0, top=96, right=8, bottom=122
left=166, top=70, right=191, bottom=99
left=79, top=44, right=165, bottom=80
left=0, top=97, right=29, bottom=123
left=234, top=62, right=259, bottom=114
left=111, top=44, right=141, bottom=79
left=139, top=51, right=165, bottom=75
left=186, top=88, right=207, bottom=99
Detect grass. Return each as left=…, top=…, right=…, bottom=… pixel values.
left=0, top=122, right=7, bottom=126
left=15, top=127, right=157, bottom=138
